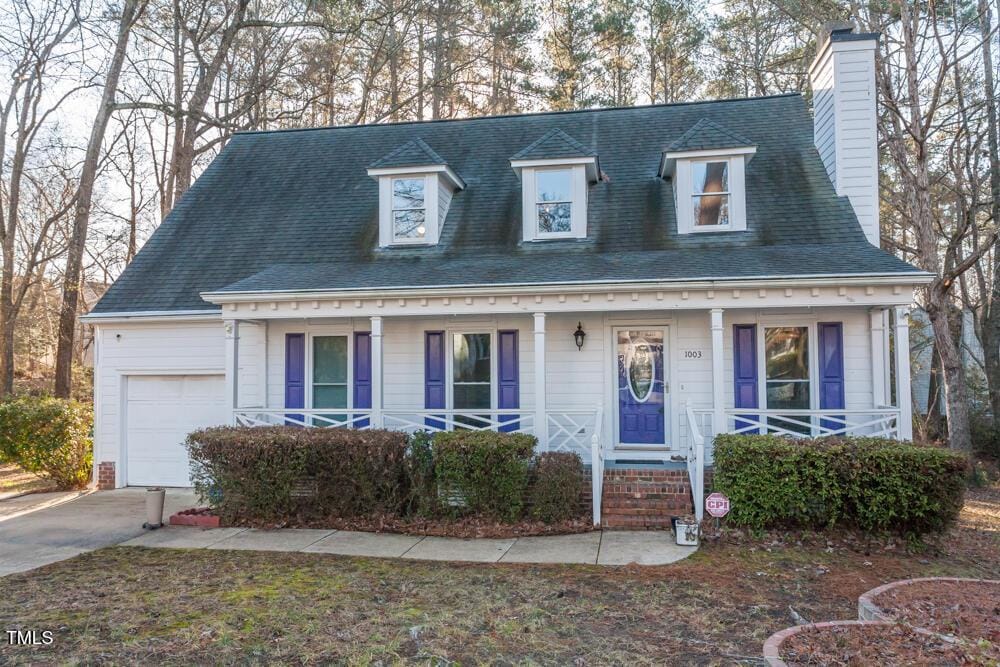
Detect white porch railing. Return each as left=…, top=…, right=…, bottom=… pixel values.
left=382, top=409, right=534, bottom=436
left=721, top=408, right=901, bottom=439
left=684, top=406, right=706, bottom=522
left=234, top=409, right=374, bottom=429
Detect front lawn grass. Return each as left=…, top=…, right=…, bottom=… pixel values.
left=2, top=484, right=997, bottom=664
left=0, top=463, right=56, bottom=498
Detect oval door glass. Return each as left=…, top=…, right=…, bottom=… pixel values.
left=627, top=339, right=655, bottom=402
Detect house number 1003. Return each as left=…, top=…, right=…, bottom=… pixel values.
left=683, top=350, right=703, bottom=359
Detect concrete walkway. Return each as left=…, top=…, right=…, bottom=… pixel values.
left=123, top=525, right=698, bottom=566
left=0, top=488, right=198, bottom=576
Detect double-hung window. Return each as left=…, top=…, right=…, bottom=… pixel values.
left=764, top=326, right=810, bottom=434
left=535, top=169, right=573, bottom=235
left=313, top=335, right=348, bottom=424
left=692, top=160, right=730, bottom=227
left=452, top=333, right=492, bottom=428
left=391, top=177, right=426, bottom=242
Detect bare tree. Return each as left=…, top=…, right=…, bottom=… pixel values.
left=54, top=0, right=146, bottom=398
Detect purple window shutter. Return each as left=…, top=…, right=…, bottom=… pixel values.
left=285, top=333, right=305, bottom=425
left=354, top=332, right=372, bottom=428
left=498, top=330, right=519, bottom=432
left=818, top=322, right=845, bottom=433
left=733, top=324, right=758, bottom=433
left=425, top=331, right=446, bottom=429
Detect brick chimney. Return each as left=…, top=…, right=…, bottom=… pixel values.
left=808, top=22, right=880, bottom=246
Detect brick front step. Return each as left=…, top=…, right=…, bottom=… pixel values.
left=601, top=466, right=694, bottom=530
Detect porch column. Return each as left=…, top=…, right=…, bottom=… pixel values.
left=370, top=316, right=384, bottom=428
left=534, top=312, right=548, bottom=450
left=894, top=305, right=913, bottom=440
left=224, top=319, right=240, bottom=423
left=869, top=308, right=887, bottom=406
left=710, top=309, right=725, bottom=436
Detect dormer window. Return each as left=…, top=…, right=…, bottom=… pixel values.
left=368, top=138, right=464, bottom=248
left=659, top=119, right=756, bottom=235
left=692, top=160, right=731, bottom=228
left=536, top=168, right=574, bottom=235
left=511, top=129, right=599, bottom=242
left=391, top=177, right=427, bottom=241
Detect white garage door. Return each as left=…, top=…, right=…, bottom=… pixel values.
left=125, top=374, right=227, bottom=487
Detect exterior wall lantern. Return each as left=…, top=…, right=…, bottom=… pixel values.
left=573, top=322, right=586, bottom=350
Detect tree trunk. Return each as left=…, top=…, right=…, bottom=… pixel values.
left=976, top=0, right=1000, bottom=429
left=53, top=0, right=144, bottom=398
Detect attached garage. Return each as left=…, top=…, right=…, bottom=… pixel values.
left=124, top=374, right=228, bottom=487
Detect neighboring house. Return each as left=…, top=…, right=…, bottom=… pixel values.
left=83, top=26, right=930, bottom=526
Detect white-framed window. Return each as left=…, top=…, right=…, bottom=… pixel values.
left=391, top=177, right=427, bottom=242
left=691, top=160, right=730, bottom=228
left=670, top=152, right=750, bottom=234
left=369, top=166, right=462, bottom=248
left=517, top=163, right=589, bottom=241
left=755, top=321, right=818, bottom=435
left=535, top=168, right=574, bottom=235
left=448, top=330, right=496, bottom=428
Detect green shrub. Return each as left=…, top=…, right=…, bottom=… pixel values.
left=187, top=426, right=410, bottom=522
left=0, top=397, right=92, bottom=490
left=529, top=452, right=584, bottom=523
left=405, top=430, right=439, bottom=516
left=713, top=434, right=967, bottom=535
left=433, top=430, right=535, bottom=522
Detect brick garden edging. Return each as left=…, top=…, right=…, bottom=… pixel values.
left=169, top=509, right=221, bottom=528
left=857, top=576, right=999, bottom=621
left=762, top=620, right=890, bottom=667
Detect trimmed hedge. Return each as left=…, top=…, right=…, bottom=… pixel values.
left=713, top=435, right=967, bottom=535
left=187, top=426, right=410, bottom=522
left=530, top=452, right=584, bottom=523
left=0, top=397, right=92, bottom=490
left=433, top=430, right=536, bottom=522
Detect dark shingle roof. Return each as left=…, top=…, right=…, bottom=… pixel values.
left=92, top=93, right=923, bottom=314
left=511, top=128, right=598, bottom=160
left=666, top=118, right=754, bottom=152
left=369, top=137, right=447, bottom=168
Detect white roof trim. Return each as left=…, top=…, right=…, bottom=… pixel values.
left=81, top=309, right=222, bottom=323
left=201, top=272, right=933, bottom=304
left=366, top=164, right=465, bottom=190
left=510, top=156, right=599, bottom=182
left=659, top=145, right=757, bottom=177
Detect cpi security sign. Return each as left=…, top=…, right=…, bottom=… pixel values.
left=705, top=492, right=730, bottom=518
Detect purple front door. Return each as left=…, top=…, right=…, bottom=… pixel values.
left=617, top=329, right=666, bottom=445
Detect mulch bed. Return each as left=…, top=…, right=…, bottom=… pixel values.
left=779, top=623, right=996, bottom=666
left=874, top=580, right=1000, bottom=643
left=216, top=511, right=595, bottom=538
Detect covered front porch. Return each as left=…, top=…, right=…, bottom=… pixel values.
left=208, top=280, right=917, bottom=526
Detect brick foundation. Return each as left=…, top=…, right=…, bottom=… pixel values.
left=97, top=461, right=116, bottom=490
left=601, top=467, right=694, bottom=530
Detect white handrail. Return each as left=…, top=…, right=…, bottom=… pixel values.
left=591, top=407, right=604, bottom=527
left=685, top=405, right=705, bottom=521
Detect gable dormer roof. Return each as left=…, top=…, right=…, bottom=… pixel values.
left=368, top=137, right=464, bottom=190
left=511, top=128, right=597, bottom=161
left=665, top=119, right=754, bottom=153
left=369, top=137, right=449, bottom=169
left=511, top=128, right=600, bottom=181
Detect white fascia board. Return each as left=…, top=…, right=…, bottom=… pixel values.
left=366, top=164, right=465, bottom=190
left=81, top=309, right=222, bottom=323
left=201, top=272, right=933, bottom=305
left=510, top=156, right=599, bottom=182
left=659, top=146, right=757, bottom=178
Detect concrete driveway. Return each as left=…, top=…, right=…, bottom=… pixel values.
left=0, top=488, right=197, bottom=577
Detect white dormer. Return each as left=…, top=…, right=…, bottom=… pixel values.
left=367, top=139, right=464, bottom=247
left=510, top=129, right=599, bottom=242
left=658, top=120, right=756, bottom=234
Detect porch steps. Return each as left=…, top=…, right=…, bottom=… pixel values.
left=601, top=468, right=693, bottom=530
